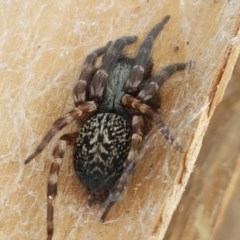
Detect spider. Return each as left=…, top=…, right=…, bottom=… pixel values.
left=24, top=15, right=191, bottom=240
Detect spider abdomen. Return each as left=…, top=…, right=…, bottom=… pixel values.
left=73, top=113, right=132, bottom=191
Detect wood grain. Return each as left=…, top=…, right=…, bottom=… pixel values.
left=165, top=56, right=240, bottom=240
left=0, top=1, right=240, bottom=240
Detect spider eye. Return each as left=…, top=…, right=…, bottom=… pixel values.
left=73, top=113, right=132, bottom=191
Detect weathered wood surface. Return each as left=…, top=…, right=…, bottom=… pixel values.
left=165, top=56, right=240, bottom=240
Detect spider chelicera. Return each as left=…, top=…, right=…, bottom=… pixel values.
left=24, top=15, right=191, bottom=240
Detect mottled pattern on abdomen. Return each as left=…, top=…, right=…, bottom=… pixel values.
left=73, top=113, right=132, bottom=191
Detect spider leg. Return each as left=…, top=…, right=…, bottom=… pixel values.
left=47, top=132, right=78, bottom=240
left=101, top=115, right=143, bottom=221
left=89, top=35, right=137, bottom=100
left=144, top=58, right=154, bottom=79
left=125, top=15, right=170, bottom=93
left=138, top=62, right=189, bottom=101
left=73, top=41, right=112, bottom=105
left=24, top=101, right=97, bottom=164
left=122, top=94, right=183, bottom=152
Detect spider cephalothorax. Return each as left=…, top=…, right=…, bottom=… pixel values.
left=24, top=15, right=191, bottom=240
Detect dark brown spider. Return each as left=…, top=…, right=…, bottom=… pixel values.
left=24, top=15, right=191, bottom=240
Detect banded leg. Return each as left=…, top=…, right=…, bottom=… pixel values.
left=47, top=132, right=78, bottom=240
left=122, top=94, right=183, bottom=152
left=90, top=35, right=137, bottom=100
left=138, top=62, right=189, bottom=101
left=24, top=101, right=97, bottom=164
left=101, top=115, right=143, bottom=221
left=73, top=42, right=112, bottom=105
left=125, top=15, right=170, bottom=93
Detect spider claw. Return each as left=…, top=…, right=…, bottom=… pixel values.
left=24, top=153, right=37, bottom=164
left=155, top=117, right=184, bottom=153
left=100, top=200, right=114, bottom=222
left=187, top=60, right=196, bottom=69
left=172, top=141, right=184, bottom=153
